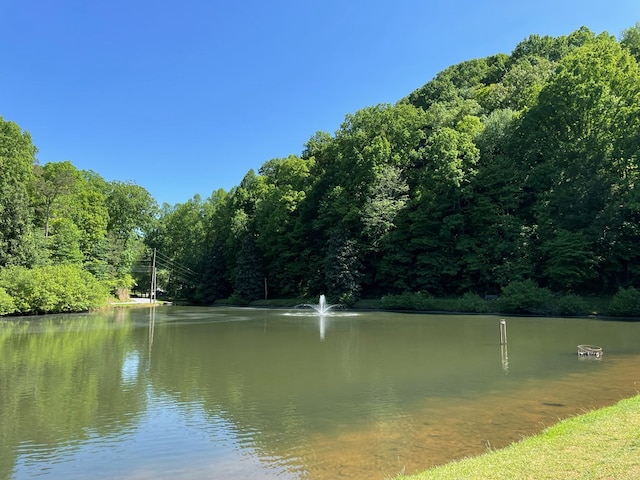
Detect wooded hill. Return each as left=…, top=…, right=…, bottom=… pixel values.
left=2, top=25, right=640, bottom=314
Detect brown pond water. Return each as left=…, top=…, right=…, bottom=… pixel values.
left=1, top=306, right=638, bottom=479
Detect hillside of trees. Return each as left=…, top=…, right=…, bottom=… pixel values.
left=3, top=25, right=640, bottom=315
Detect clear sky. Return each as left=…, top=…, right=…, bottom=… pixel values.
left=2, top=0, right=639, bottom=206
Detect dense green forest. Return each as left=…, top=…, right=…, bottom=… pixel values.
left=0, top=129, right=157, bottom=314
left=3, top=25, right=640, bottom=316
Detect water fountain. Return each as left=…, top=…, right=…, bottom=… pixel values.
left=293, top=295, right=345, bottom=341
left=300, top=294, right=341, bottom=314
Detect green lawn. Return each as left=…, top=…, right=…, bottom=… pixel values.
left=397, top=393, right=640, bottom=480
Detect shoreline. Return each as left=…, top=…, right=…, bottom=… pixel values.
left=396, top=392, right=640, bottom=479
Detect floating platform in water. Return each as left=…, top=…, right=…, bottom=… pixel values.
left=577, top=344, right=603, bottom=357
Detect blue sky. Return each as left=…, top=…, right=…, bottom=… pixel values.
left=2, top=0, right=639, bottom=206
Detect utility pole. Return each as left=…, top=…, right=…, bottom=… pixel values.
left=150, top=248, right=157, bottom=304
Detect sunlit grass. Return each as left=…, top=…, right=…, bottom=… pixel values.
left=396, top=393, right=640, bottom=480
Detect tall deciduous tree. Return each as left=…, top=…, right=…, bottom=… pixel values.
left=104, top=181, right=158, bottom=283
left=324, top=228, right=362, bottom=303
left=254, top=155, right=313, bottom=296
left=0, top=117, right=37, bottom=267
left=33, top=161, right=79, bottom=238
left=105, top=181, right=157, bottom=242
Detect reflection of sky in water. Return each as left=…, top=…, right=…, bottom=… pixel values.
left=12, top=390, right=297, bottom=480
left=121, top=352, right=140, bottom=384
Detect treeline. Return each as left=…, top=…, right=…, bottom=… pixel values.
left=0, top=122, right=157, bottom=314
left=3, top=25, right=640, bottom=316
left=150, top=26, right=640, bottom=309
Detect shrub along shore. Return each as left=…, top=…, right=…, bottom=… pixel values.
left=233, top=282, right=640, bottom=318
left=395, top=393, right=640, bottom=480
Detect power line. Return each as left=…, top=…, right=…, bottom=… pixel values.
left=149, top=249, right=200, bottom=283
left=155, top=251, right=197, bottom=277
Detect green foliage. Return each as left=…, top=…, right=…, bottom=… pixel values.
left=361, top=164, right=409, bottom=248
left=233, top=235, right=265, bottom=301
left=555, top=294, right=590, bottom=316
left=499, top=280, right=555, bottom=315
left=380, top=292, right=437, bottom=311
left=0, top=116, right=37, bottom=267
left=324, top=229, right=363, bottom=302
left=621, top=22, right=640, bottom=62
left=102, top=181, right=158, bottom=286
left=0, top=287, right=15, bottom=315
left=218, top=293, right=250, bottom=306
left=404, top=56, right=505, bottom=110
left=32, top=160, right=80, bottom=238
left=254, top=155, right=312, bottom=296
left=0, top=266, right=38, bottom=313
left=195, top=240, right=231, bottom=304
left=0, top=118, right=203, bottom=303
left=47, top=217, right=84, bottom=265
left=456, top=292, right=491, bottom=313
left=541, top=230, right=597, bottom=293
left=105, top=273, right=136, bottom=300
left=70, top=185, right=109, bottom=257
left=145, top=196, right=205, bottom=299
left=479, top=56, right=555, bottom=111
left=424, top=126, right=480, bottom=188
left=608, top=287, right=640, bottom=316
left=105, top=181, right=158, bottom=241
left=0, top=265, right=109, bottom=314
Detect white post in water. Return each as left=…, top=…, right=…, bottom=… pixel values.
left=499, top=319, right=507, bottom=345
left=499, top=319, right=508, bottom=372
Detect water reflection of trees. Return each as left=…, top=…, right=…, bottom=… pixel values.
left=0, top=311, right=148, bottom=479
left=2, top=309, right=638, bottom=478
left=144, top=314, right=508, bottom=467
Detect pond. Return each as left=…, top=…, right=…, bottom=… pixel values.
left=1, top=306, right=638, bottom=479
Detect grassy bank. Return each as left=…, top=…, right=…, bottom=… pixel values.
left=396, top=393, right=640, bottom=480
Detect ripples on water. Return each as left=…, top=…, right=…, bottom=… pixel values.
left=12, top=394, right=300, bottom=480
